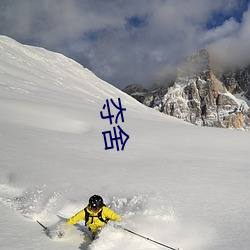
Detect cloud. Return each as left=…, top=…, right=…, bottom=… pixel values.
left=0, top=0, right=249, bottom=89
left=200, top=18, right=240, bottom=45
left=209, top=4, right=250, bottom=69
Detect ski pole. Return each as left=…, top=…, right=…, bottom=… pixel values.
left=122, top=227, right=180, bottom=250
left=37, top=220, right=48, bottom=231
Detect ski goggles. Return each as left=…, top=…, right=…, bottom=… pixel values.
left=89, top=204, right=101, bottom=212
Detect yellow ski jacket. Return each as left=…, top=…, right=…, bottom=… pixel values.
left=67, top=206, right=121, bottom=233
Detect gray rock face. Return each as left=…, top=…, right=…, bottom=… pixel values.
left=218, top=66, right=250, bottom=99
left=123, top=49, right=250, bottom=130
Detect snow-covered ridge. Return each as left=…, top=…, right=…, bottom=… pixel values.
left=0, top=35, right=141, bottom=104
left=0, top=35, right=151, bottom=134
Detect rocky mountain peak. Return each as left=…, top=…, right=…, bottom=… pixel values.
left=177, top=49, right=210, bottom=78
left=123, top=49, right=250, bottom=130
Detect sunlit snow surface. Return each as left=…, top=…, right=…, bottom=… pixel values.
left=0, top=36, right=250, bottom=250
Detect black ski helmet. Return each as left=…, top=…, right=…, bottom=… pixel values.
left=89, top=195, right=104, bottom=210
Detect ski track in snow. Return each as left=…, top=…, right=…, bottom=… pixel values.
left=0, top=180, right=211, bottom=250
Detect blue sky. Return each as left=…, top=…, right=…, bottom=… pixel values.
left=205, top=0, right=249, bottom=28
left=0, top=0, right=249, bottom=89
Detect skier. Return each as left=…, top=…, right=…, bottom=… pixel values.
left=66, top=194, right=121, bottom=239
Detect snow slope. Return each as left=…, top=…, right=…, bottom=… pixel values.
left=0, top=35, right=250, bottom=250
